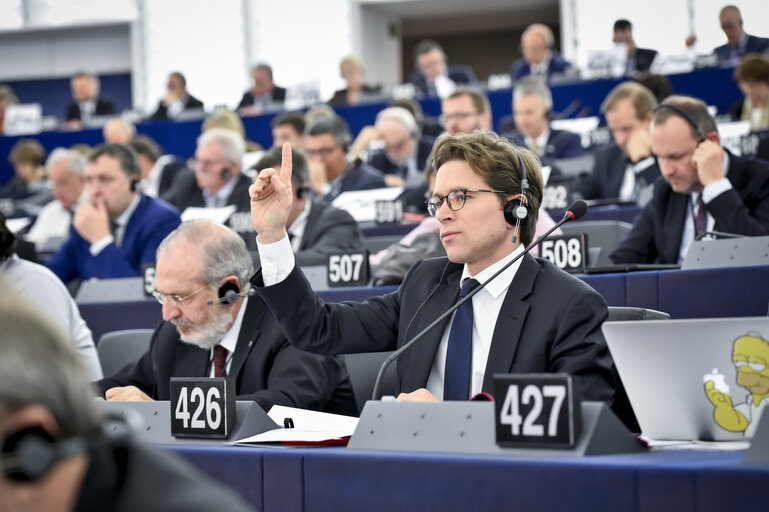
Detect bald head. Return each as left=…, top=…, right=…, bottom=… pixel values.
left=719, top=5, right=744, bottom=45
left=103, top=118, right=136, bottom=145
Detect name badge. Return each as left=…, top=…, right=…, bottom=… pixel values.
left=142, top=263, right=156, bottom=298
left=539, top=233, right=588, bottom=273
left=170, top=378, right=235, bottom=439
left=541, top=181, right=573, bottom=210
left=374, top=199, right=403, bottom=225
left=327, top=252, right=369, bottom=287
left=494, top=373, right=581, bottom=449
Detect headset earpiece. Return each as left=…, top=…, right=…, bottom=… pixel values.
left=130, top=178, right=140, bottom=192
left=217, top=281, right=241, bottom=305
left=221, top=168, right=232, bottom=180
left=504, top=151, right=531, bottom=244
left=1, top=427, right=85, bottom=482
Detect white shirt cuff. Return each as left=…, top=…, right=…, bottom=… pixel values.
left=256, top=234, right=295, bottom=286
left=89, top=236, right=114, bottom=256
left=702, top=177, right=732, bottom=203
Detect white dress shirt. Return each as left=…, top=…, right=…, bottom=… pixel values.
left=207, top=296, right=249, bottom=377
left=203, top=176, right=238, bottom=209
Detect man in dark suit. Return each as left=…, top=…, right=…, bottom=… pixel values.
left=503, top=78, right=583, bottom=161
left=45, top=144, right=181, bottom=283
left=237, top=63, right=286, bottom=115
left=510, top=24, right=572, bottom=82
left=254, top=146, right=363, bottom=267
left=129, top=135, right=189, bottom=198
left=714, top=5, right=769, bottom=64
left=574, top=82, right=660, bottom=204
left=97, top=220, right=356, bottom=415
left=163, top=128, right=254, bottom=246
left=611, top=95, right=769, bottom=265
left=150, top=72, right=204, bottom=120
left=408, top=40, right=477, bottom=98
left=248, top=136, right=616, bottom=404
left=304, top=116, right=386, bottom=202
left=63, top=72, right=116, bottom=130
left=613, top=19, right=658, bottom=76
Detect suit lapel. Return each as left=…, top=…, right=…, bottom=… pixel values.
left=664, top=191, right=688, bottom=263
left=481, top=254, right=536, bottom=393
left=174, top=340, right=210, bottom=377
left=299, top=201, right=321, bottom=250
left=400, top=264, right=463, bottom=392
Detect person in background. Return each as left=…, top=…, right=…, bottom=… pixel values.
left=328, top=54, right=382, bottom=107
left=0, top=84, right=19, bottom=135
left=440, top=86, right=493, bottom=136
left=713, top=5, right=769, bottom=64
left=1, top=211, right=102, bottom=380
left=729, top=54, right=769, bottom=131
left=150, top=72, right=204, bottom=120
left=510, top=24, right=572, bottom=82
left=63, top=72, right=116, bottom=130
left=237, top=63, right=286, bottom=116
left=1, top=139, right=51, bottom=212
left=102, top=117, right=135, bottom=145
left=612, top=19, right=658, bottom=76
left=408, top=40, right=476, bottom=98
left=271, top=112, right=306, bottom=149
left=128, top=135, right=190, bottom=198
left=25, top=148, right=88, bottom=253
left=202, top=109, right=263, bottom=153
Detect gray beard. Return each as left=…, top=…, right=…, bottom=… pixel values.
left=173, top=307, right=234, bottom=350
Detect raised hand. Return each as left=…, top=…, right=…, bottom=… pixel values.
left=249, top=142, right=294, bottom=244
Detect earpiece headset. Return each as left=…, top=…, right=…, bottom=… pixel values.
left=503, top=152, right=530, bottom=244
left=653, top=103, right=706, bottom=142
left=221, top=168, right=232, bottom=180
left=206, top=281, right=255, bottom=306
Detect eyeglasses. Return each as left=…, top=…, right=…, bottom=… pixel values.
left=439, top=112, right=478, bottom=124
left=189, top=158, right=227, bottom=171
left=152, top=282, right=217, bottom=307
left=426, top=188, right=506, bottom=217
left=305, top=146, right=339, bottom=158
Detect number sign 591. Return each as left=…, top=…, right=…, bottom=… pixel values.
left=493, top=373, right=581, bottom=448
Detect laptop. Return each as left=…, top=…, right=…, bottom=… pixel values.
left=602, top=317, right=769, bottom=441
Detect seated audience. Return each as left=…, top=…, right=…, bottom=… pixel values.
left=714, top=5, right=769, bottom=64
left=613, top=19, right=659, bottom=76
left=1, top=211, right=102, bottom=380
left=389, top=98, right=444, bottom=139
left=45, top=144, right=181, bottom=283
left=271, top=112, right=306, bottom=149
left=248, top=136, right=616, bottom=403
left=254, top=146, right=364, bottom=266
left=636, top=73, right=674, bottom=103
left=440, top=86, right=493, bottom=136
left=328, top=54, right=382, bottom=107
left=408, top=40, right=477, bottom=98
left=237, top=63, right=286, bottom=116
left=729, top=54, right=769, bottom=131
left=611, top=95, right=769, bottom=264
left=102, top=117, right=135, bottom=145
left=574, top=82, right=660, bottom=204
left=128, top=135, right=189, bottom=198
left=150, top=72, right=204, bottom=120
left=202, top=108, right=263, bottom=153
left=1, top=139, right=50, bottom=212
left=0, top=84, right=18, bottom=135
left=25, top=148, right=87, bottom=252
left=63, top=72, right=116, bottom=130
left=511, top=24, right=572, bottom=82
left=303, top=115, right=385, bottom=202
left=503, top=78, right=583, bottom=160
left=97, top=219, right=357, bottom=415
left=0, top=285, right=252, bottom=511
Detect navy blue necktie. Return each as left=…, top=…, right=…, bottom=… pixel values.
left=444, top=278, right=480, bottom=401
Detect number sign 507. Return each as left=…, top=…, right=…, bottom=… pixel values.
left=328, top=254, right=365, bottom=284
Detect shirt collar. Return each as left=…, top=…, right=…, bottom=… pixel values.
left=460, top=243, right=526, bottom=300
left=215, top=295, right=249, bottom=355
left=203, top=175, right=238, bottom=206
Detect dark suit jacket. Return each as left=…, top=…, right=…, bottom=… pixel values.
left=252, top=254, right=616, bottom=403
left=574, top=143, right=661, bottom=200
left=366, top=136, right=435, bottom=178
left=631, top=48, right=658, bottom=73
left=324, top=162, right=386, bottom=203
left=64, top=97, right=117, bottom=121
left=503, top=128, right=584, bottom=161
left=295, top=200, right=363, bottom=266
left=408, top=65, right=477, bottom=96
left=96, top=296, right=357, bottom=415
left=157, top=160, right=191, bottom=197
left=328, top=84, right=382, bottom=106
left=44, top=195, right=181, bottom=283
left=610, top=152, right=769, bottom=264
left=150, top=94, right=204, bottom=120
left=715, top=34, right=769, bottom=62
left=237, top=87, right=287, bottom=109
left=511, top=52, right=572, bottom=81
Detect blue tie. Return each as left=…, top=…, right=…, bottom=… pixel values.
left=444, top=278, right=480, bottom=401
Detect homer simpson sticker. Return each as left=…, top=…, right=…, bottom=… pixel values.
left=704, top=333, right=769, bottom=438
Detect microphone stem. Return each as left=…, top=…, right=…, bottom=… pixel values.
left=370, top=210, right=576, bottom=400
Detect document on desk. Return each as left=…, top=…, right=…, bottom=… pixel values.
left=234, top=405, right=358, bottom=445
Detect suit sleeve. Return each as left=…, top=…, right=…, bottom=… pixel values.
left=609, top=199, right=659, bottom=264
left=237, top=341, right=347, bottom=412
left=150, top=101, right=169, bottom=120
left=236, top=93, right=251, bottom=110
left=559, top=132, right=584, bottom=158
left=295, top=209, right=363, bottom=267
left=707, top=179, right=769, bottom=236
left=44, top=233, right=79, bottom=283
left=64, top=103, right=79, bottom=121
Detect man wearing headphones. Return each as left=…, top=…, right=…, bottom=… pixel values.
left=303, top=115, right=386, bottom=202
left=253, top=146, right=364, bottom=267
left=97, top=220, right=357, bottom=415
left=0, top=284, right=253, bottom=511
left=408, top=40, right=477, bottom=98
left=510, top=24, right=572, bottom=82
left=249, top=135, right=615, bottom=404
left=611, top=95, right=769, bottom=265
left=44, top=144, right=181, bottom=284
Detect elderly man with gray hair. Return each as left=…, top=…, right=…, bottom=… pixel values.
left=0, top=283, right=254, bottom=510
left=25, top=148, right=88, bottom=253
left=96, top=219, right=357, bottom=415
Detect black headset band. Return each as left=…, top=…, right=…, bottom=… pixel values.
left=653, top=103, right=705, bottom=140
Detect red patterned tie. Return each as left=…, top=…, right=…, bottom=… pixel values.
left=213, top=345, right=228, bottom=378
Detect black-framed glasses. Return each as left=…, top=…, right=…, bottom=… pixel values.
left=426, top=188, right=506, bottom=217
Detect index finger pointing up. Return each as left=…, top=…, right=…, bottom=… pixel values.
left=280, top=142, right=292, bottom=187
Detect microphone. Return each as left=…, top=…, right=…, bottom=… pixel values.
left=370, top=200, right=589, bottom=400
left=206, top=288, right=256, bottom=306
